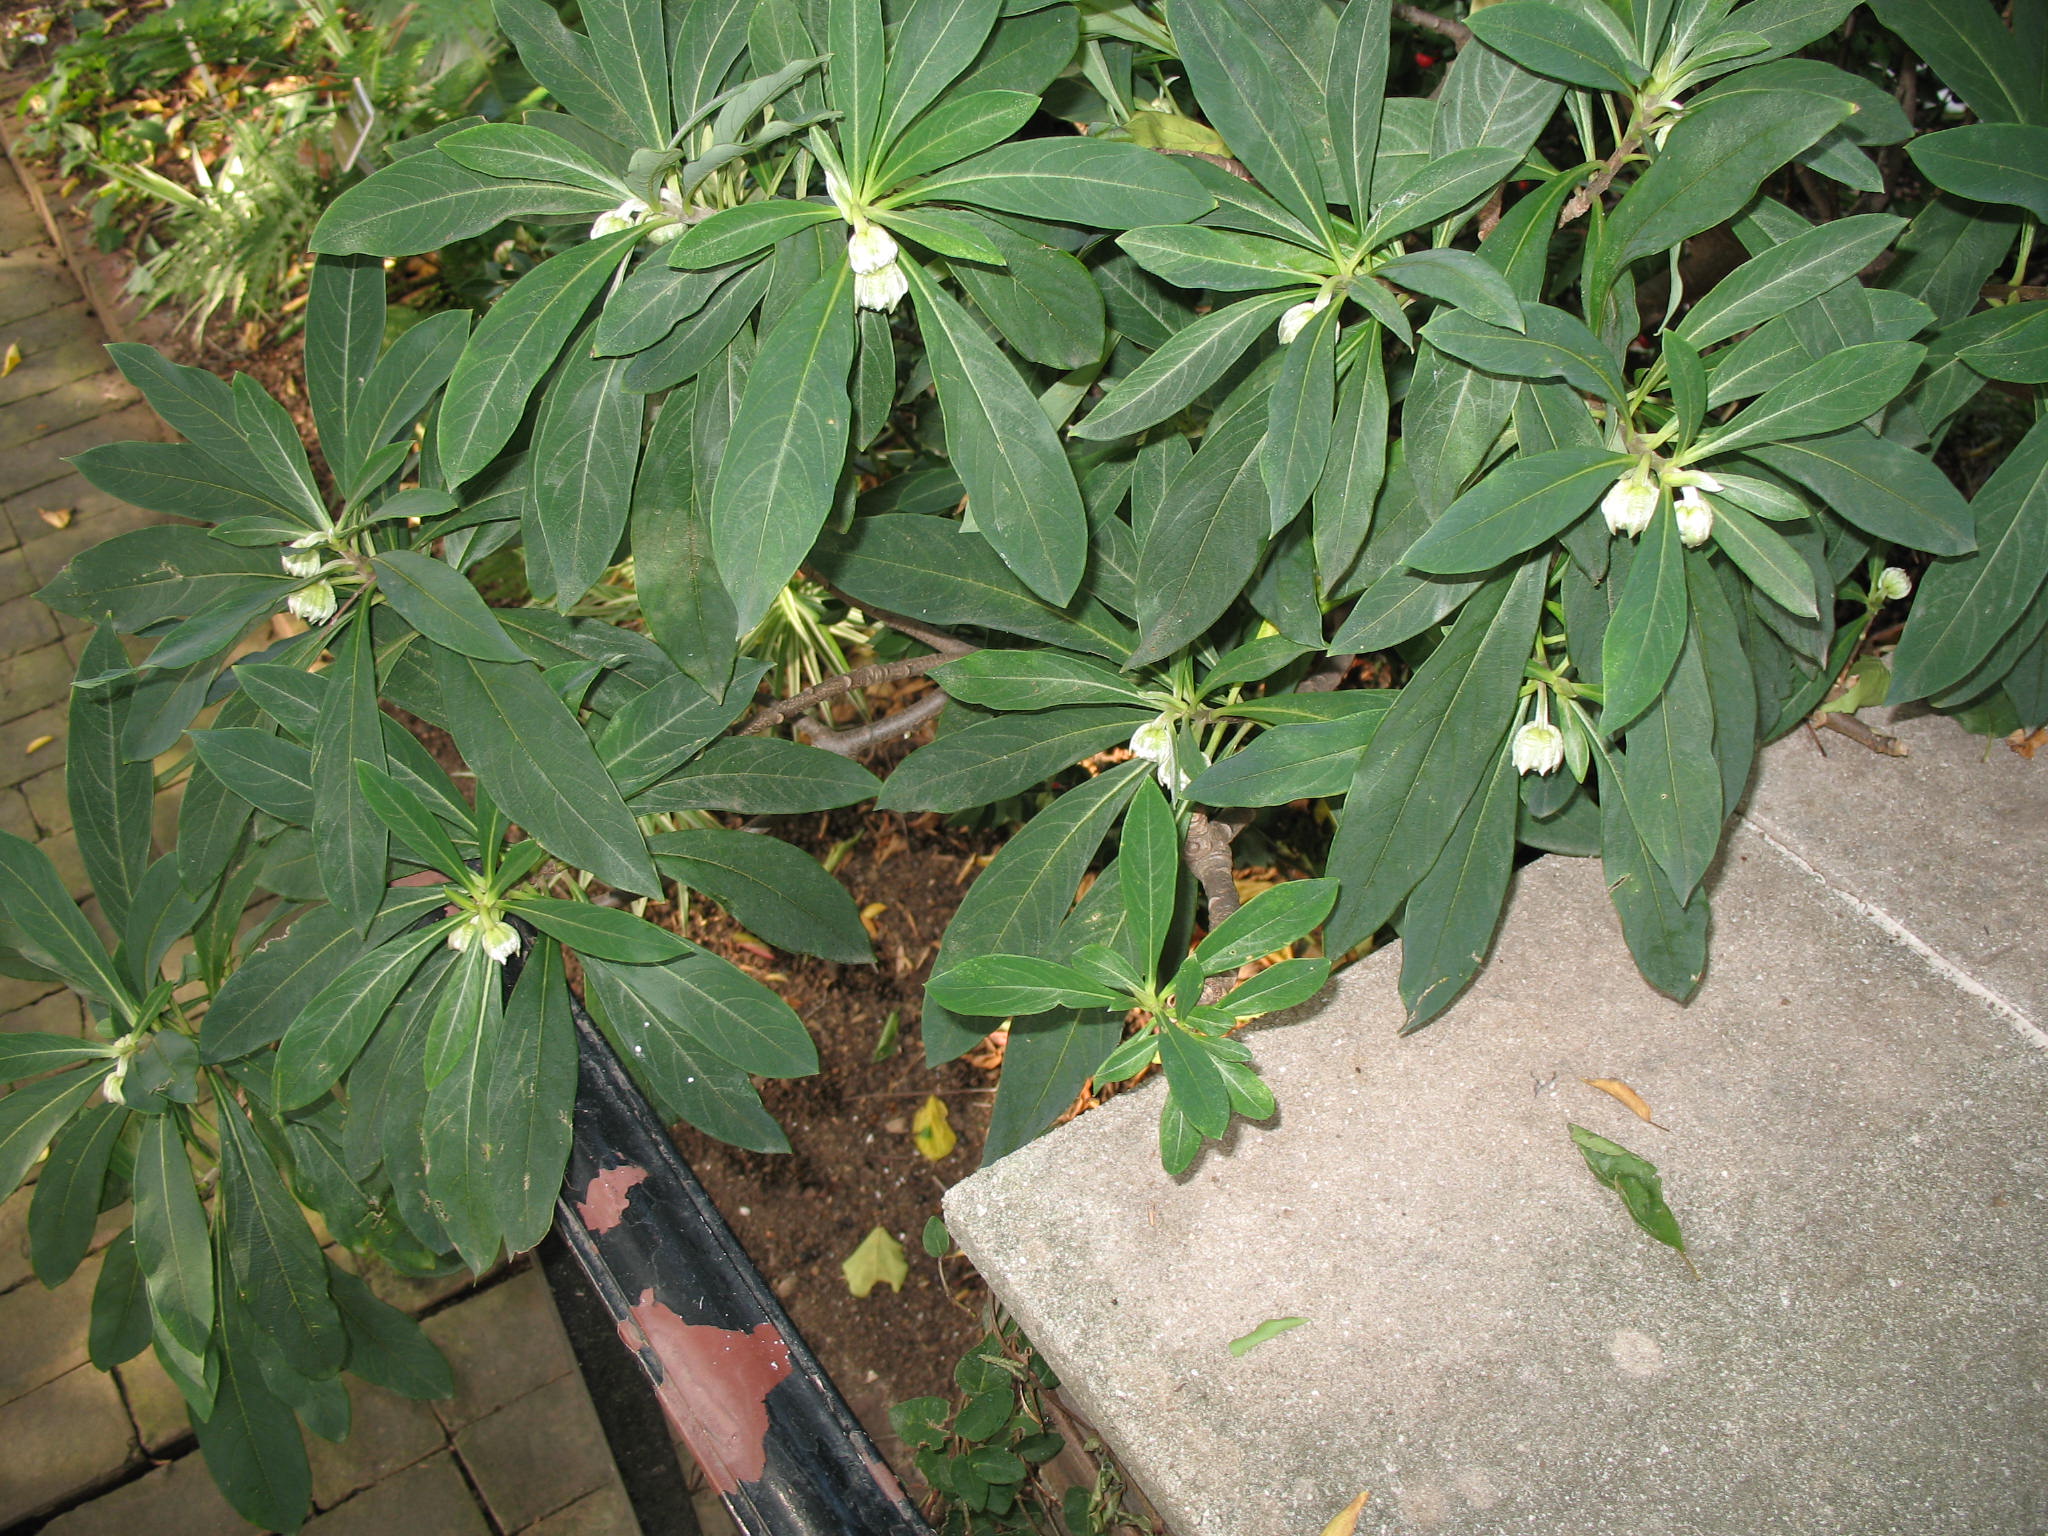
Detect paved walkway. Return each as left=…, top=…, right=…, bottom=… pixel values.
left=0, top=138, right=718, bottom=1536
left=948, top=713, right=2047, bottom=1536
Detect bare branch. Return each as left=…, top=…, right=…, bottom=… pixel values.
left=794, top=686, right=948, bottom=757
left=1393, top=3, right=1473, bottom=46
left=1158, top=149, right=1255, bottom=182
left=737, top=651, right=953, bottom=736
left=1813, top=710, right=1909, bottom=757
left=817, top=582, right=976, bottom=658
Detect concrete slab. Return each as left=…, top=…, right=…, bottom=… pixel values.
left=1743, top=708, right=2047, bottom=1036
left=946, top=831, right=2048, bottom=1536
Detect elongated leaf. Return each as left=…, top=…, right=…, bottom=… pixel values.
left=28, top=1103, right=125, bottom=1287
left=1906, top=124, right=2048, bottom=220
left=1624, top=626, right=1723, bottom=902
left=371, top=551, right=525, bottom=662
left=1327, top=0, right=1391, bottom=213
left=597, top=673, right=741, bottom=794
left=1172, top=0, right=1328, bottom=237
left=1600, top=507, right=1688, bottom=735
left=667, top=203, right=842, bottom=269
left=305, top=254, right=384, bottom=468
left=1699, top=342, right=1924, bottom=457
left=709, top=263, right=855, bottom=631
left=1071, top=293, right=1296, bottom=441
left=902, top=260, right=1086, bottom=602
left=437, top=230, right=639, bottom=485
left=1708, top=497, right=1819, bottom=617
left=134, top=1113, right=213, bottom=1356
left=504, top=897, right=689, bottom=962
left=1263, top=297, right=1338, bottom=532
left=1325, top=561, right=1542, bottom=952
left=873, top=89, right=1037, bottom=190
left=1118, top=227, right=1327, bottom=292
left=1182, top=709, right=1387, bottom=806
left=1891, top=417, right=2048, bottom=701
left=1, top=1067, right=108, bottom=1207
left=0, top=832, right=126, bottom=1005
left=1868, top=0, right=2038, bottom=125
left=1398, top=743, right=1516, bottom=1031
left=1466, top=1, right=1640, bottom=90
left=579, top=957, right=791, bottom=1151
left=812, top=514, right=1135, bottom=659
left=880, top=706, right=1151, bottom=812
left=1422, top=304, right=1626, bottom=408
left=344, top=308, right=468, bottom=485
left=1597, top=749, right=1708, bottom=999
left=422, top=952, right=503, bottom=1270
left=436, top=650, right=657, bottom=894
left=1131, top=402, right=1270, bottom=667
left=312, top=616, right=387, bottom=932
left=931, top=650, right=1148, bottom=711
left=901, top=138, right=1211, bottom=227
left=1117, top=778, right=1176, bottom=981
left=980, top=1008, right=1121, bottom=1164
left=1362, top=147, right=1520, bottom=248
left=928, top=954, right=1125, bottom=1015
left=586, top=946, right=816, bottom=1077
left=631, top=735, right=879, bottom=813
left=194, top=1333, right=311, bottom=1533
left=473, top=938, right=573, bottom=1254
left=438, top=122, right=627, bottom=195
left=218, top=1099, right=344, bottom=1377
left=1406, top=448, right=1630, bottom=574
left=67, top=628, right=153, bottom=928
left=1749, top=428, right=1975, bottom=556
left=1156, top=1024, right=1229, bottom=1139
left=924, top=761, right=1148, bottom=1063
left=312, top=149, right=614, bottom=255
left=1313, top=333, right=1389, bottom=587
left=1375, top=248, right=1523, bottom=331
left=649, top=828, right=872, bottom=963
left=532, top=341, right=642, bottom=611
left=1679, top=214, right=1905, bottom=348
left=1194, top=878, right=1337, bottom=972
left=1, top=1032, right=111, bottom=1083
left=200, top=906, right=358, bottom=1062
left=274, top=923, right=450, bottom=1110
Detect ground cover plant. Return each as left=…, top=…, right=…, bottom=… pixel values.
left=6, top=0, right=2047, bottom=1527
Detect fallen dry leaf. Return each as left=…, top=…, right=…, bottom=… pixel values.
left=1, top=342, right=20, bottom=377
left=2010, top=727, right=2045, bottom=760
left=37, top=506, right=71, bottom=529
left=1583, top=1077, right=1668, bottom=1130
left=859, top=900, right=888, bottom=938
left=24, top=734, right=54, bottom=755
left=912, top=1094, right=956, bottom=1161
left=1320, top=1491, right=1370, bottom=1536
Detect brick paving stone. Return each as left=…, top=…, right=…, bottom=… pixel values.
left=421, top=1266, right=575, bottom=1430
left=9, top=472, right=163, bottom=574
left=520, top=1482, right=642, bottom=1536
left=0, top=1184, right=33, bottom=1293
left=338, top=1246, right=478, bottom=1316
left=0, top=781, right=33, bottom=838
left=0, top=302, right=111, bottom=409
left=0, top=1247, right=96, bottom=1405
left=37, top=1450, right=248, bottom=1536
left=303, top=1451, right=492, bottom=1536
left=0, top=402, right=158, bottom=502
left=0, top=967, right=61, bottom=1016
left=308, top=1380, right=448, bottom=1510
left=0, top=245, right=79, bottom=327
left=0, top=637, right=76, bottom=722
left=115, top=1345, right=192, bottom=1454
left=3, top=984, right=86, bottom=1037
left=0, top=580, right=59, bottom=657
left=0, top=1364, right=136, bottom=1524
left=43, top=826, right=92, bottom=899
left=0, top=544, right=36, bottom=600
left=456, top=1370, right=617, bottom=1533
left=0, top=700, right=63, bottom=784
left=0, top=368, right=141, bottom=455
left=21, top=763, right=65, bottom=835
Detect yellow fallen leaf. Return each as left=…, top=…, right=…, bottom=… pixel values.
left=25, top=735, right=55, bottom=755
left=841, top=1226, right=908, bottom=1298
left=1, top=342, right=20, bottom=377
left=1583, top=1077, right=1667, bottom=1129
left=38, top=506, right=71, bottom=529
left=912, top=1094, right=956, bottom=1161
left=859, top=900, right=888, bottom=937
left=1320, top=1490, right=1370, bottom=1536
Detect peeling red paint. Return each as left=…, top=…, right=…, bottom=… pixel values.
left=624, top=1290, right=792, bottom=1493
left=577, top=1164, right=649, bottom=1234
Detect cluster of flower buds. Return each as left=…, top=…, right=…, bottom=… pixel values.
left=1600, top=461, right=1659, bottom=537
left=1511, top=689, right=1565, bottom=777
left=448, top=909, right=520, bottom=965
left=591, top=185, right=687, bottom=244
left=1129, top=713, right=1205, bottom=794
left=1276, top=291, right=1331, bottom=345
left=848, top=221, right=907, bottom=313
left=1602, top=461, right=1725, bottom=548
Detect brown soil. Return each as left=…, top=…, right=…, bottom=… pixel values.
left=669, top=800, right=1007, bottom=1468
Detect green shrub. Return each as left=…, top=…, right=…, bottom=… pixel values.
left=6, top=0, right=2046, bottom=1527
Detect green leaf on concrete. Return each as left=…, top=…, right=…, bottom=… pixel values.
left=1226, top=1316, right=1308, bottom=1357
left=1568, top=1123, right=1690, bottom=1260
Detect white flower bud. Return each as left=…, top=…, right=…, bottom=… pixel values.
left=1601, top=470, right=1658, bottom=538
left=1874, top=566, right=1912, bottom=602
left=1511, top=718, right=1566, bottom=776
left=478, top=918, right=520, bottom=964
left=1128, top=713, right=1202, bottom=792
left=286, top=580, right=337, bottom=625
left=590, top=195, right=650, bottom=239
left=1276, top=293, right=1330, bottom=345
left=846, top=222, right=899, bottom=275
left=854, top=260, right=908, bottom=313
left=1674, top=485, right=1714, bottom=548
left=281, top=545, right=324, bottom=578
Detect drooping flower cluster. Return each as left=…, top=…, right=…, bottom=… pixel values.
left=848, top=221, right=907, bottom=313
left=1511, top=690, right=1565, bottom=777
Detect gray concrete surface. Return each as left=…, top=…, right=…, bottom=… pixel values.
left=1742, top=707, right=2047, bottom=1038
left=947, top=822, right=2048, bottom=1536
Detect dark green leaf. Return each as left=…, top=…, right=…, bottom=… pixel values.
left=134, top=1113, right=213, bottom=1357
left=328, top=1262, right=452, bottom=1399
left=27, top=1102, right=125, bottom=1287
left=312, top=148, right=613, bottom=256
left=504, top=897, right=689, bottom=962
left=581, top=948, right=816, bottom=1078
left=1600, top=507, right=1689, bottom=735
left=1465, top=1, right=1640, bottom=91
left=1749, top=428, right=1975, bottom=556
left=648, top=829, right=873, bottom=963
left=1597, top=748, right=1708, bottom=1000
left=901, top=138, right=1211, bottom=227
left=1183, top=709, right=1387, bottom=805
left=67, top=628, right=154, bottom=929
left=879, top=706, right=1150, bottom=812
left=1130, top=401, right=1270, bottom=667
left=90, top=1229, right=151, bottom=1368
left=931, top=650, right=1147, bottom=711
left=630, top=735, right=879, bottom=814
left=1118, top=778, right=1176, bottom=982
left=0, top=832, right=126, bottom=1005
left=193, top=1332, right=312, bottom=1533
left=371, top=551, right=526, bottom=663
left=1679, top=214, right=1905, bottom=348
left=313, top=615, right=388, bottom=933
left=1623, top=627, right=1724, bottom=902
left=218, top=1098, right=344, bottom=1377
left=1, top=1069, right=107, bottom=1205
left=200, top=906, right=357, bottom=1063
left=482, top=939, right=576, bottom=1255
left=273, top=923, right=450, bottom=1111
left=1194, top=878, right=1336, bottom=972
left=1406, top=448, right=1630, bottom=574
left=1071, top=293, right=1296, bottom=441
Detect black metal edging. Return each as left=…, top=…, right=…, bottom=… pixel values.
left=546, top=991, right=932, bottom=1536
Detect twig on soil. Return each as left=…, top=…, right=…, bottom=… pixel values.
left=737, top=651, right=953, bottom=735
